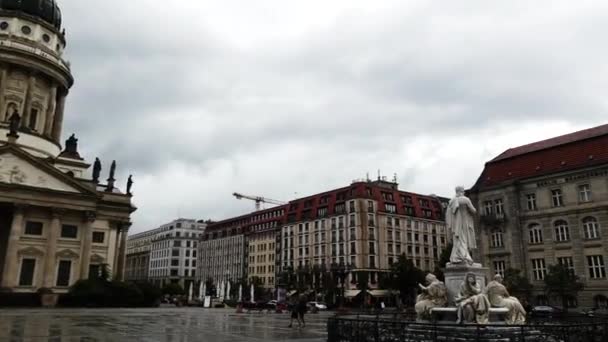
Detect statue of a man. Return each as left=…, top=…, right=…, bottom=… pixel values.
left=127, top=175, right=134, bottom=195
left=92, top=158, right=102, bottom=183
left=446, top=186, right=477, bottom=265
left=415, top=273, right=448, bottom=321
left=7, top=109, right=20, bottom=137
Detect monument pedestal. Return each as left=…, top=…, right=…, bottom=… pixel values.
left=443, top=263, right=489, bottom=305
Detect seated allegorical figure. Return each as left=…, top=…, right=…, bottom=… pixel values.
left=455, top=272, right=491, bottom=324
left=415, top=273, right=448, bottom=321
left=485, top=274, right=526, bottom=324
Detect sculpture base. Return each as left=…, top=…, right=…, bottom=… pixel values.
left=443, top=263, right=489, bottom=305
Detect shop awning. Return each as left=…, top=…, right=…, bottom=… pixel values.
left=344, top=290, right=361, bottom=298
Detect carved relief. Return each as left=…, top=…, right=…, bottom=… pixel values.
left=56, top=249, right=79, bottom=259
left=0, top=152, right=79, bottom=192
left=17, top=246, right=45, bottom=256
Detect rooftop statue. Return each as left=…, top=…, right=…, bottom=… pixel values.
left=485, top=274, right=526, bottom=324
left=446, top=186, right=478, bottom=265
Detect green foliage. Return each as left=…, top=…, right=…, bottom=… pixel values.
left=389, top=254, right=427, bottom=305
left=503, top=268, right=533, bottom=300
left=65, top=277, right=157, bottom=308
left=433, top=244, right=452, bottom=281
left=162, top=283, right=185, bottom=296
left=544, top=264, right=585, bottom=311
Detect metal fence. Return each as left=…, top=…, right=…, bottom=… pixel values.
left=327, top=315, right=608, bottom=342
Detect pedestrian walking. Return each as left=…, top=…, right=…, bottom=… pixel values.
left=288, top=299, right=299, bottom=328
left=296, top=296, right=307, bottom=328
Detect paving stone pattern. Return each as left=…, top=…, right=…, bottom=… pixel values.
left=0, top=308, right=329, bottom=342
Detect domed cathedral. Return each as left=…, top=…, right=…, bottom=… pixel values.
left=0, top=1, right=136, bottom=295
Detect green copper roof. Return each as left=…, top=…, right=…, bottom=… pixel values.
left=0, top=0, right=62, bottom=29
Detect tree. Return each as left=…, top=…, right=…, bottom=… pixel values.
left=162, top=283, right=184, bottom=296
left=389, top=254, right=426, bottom=306
left=503, top=268, right=533, bottom=302
left=544, top=264, right=584, bottom=312
left=433, top=244, right=452, bottom=281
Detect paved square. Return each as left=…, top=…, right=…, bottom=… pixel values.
left=0, top=307, right=329, bottom=342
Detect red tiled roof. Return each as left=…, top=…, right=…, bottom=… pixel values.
left=473, top=123, right=608, bottom=189
left=491, top=124, right=608, bottom=162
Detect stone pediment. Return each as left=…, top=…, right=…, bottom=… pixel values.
left=0, top=150, right=81, bottom=193
left=17, top=246, right=45, bottom=256
left=56, top=249, right=80, bottom=259
left=90, top=254, right=105, bottom=263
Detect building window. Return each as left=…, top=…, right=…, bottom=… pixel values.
left=526, top=193, right=537, bottom=211
left=531, top=258, right=547, bottom=280
left=28, top=109, right=38, bottom=130
left=369, top=256, right=376, bottom=268
left=551, top=189, right=563, bottom=207
left=385, top=204, right=397, bottom=213
left=490, top=230, right=503, bottom=248
left=92, top=232, right=105, bottom=243
left=484, top=201, right=493, bottom=215
left=557, top=256, right=575, bottom=275
left=173, top=241, right=181, bottom=247
left=24, top=221, right=43, bottom=235
left=172, top=249, right=179, bottom=257
left=56, top=260, right=72, bottom=287
left=367, top=201, right=374, bottom=212
left=369, top=242, right=376, bottom=255
left=578, top=184, right=591, bottom=202
left=528, top=224, right=543, bottom=244
left=60, top=225, right=78, bottom=239
left=19, top=258, right=36, bottom=286
left=493, top=261, right=506, bottom=277
left=494, top=199, right=504, bottom=216
left=588, top=255, right=606, bottom=279
left=583, top=217, right=600, bottom=240
left=170, top=269, right=178, bottom=276
left=368, top=214, right=375, bottom=227
left=554, top=220, right=570, bottom=242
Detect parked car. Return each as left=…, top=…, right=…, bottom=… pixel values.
left=531, top=306, right=563, bottom=313
left=308, top=301, right=328, bottom=310
left=266, top=300, right=278, bottom=307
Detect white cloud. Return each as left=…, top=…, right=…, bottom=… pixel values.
left=57, top=0, right=608, bottom=233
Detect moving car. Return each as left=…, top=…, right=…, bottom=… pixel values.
left=308, top=301, right=328, bottom=310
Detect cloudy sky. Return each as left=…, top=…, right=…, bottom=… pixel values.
left=58, top=0, right=608, bottom=233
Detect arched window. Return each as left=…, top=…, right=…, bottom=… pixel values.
left=529, top=223, right=543, bottom=244
left=583, top=217, right=600, bottom=240
left=554, top=220, right=570, bottom=242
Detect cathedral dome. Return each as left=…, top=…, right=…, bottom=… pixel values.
left=0, top=0, right=62, bottom=30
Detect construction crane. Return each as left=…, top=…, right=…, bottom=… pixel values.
left=233, top=192, right=286, bottom=211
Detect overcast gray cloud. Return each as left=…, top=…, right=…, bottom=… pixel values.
left=57, top=0, right=608, bottom=233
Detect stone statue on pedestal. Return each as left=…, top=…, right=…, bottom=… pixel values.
left=485, top=274, right=526, bottom=324
left=446, top=186, right=477, bottom=265
left=415, top=273, right=448, bottom=321
left=92, top=158, right=102, bottom=183
left=455, top=272, right=490, bottom=324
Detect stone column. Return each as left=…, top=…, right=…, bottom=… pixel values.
left=21, top=76, right=35, bottom=129
left=43, top=209, right=62, bottom=288
left=79, top=211, right=96, bottom=280
left=115, top=223, right=130, bottom=281
left=0, top=68, right=7, bottom=121
left=1, top=205, right=25, bottom=288
left=43, top=85, right=57, bottom=137
left=51, top=92, right=66, bottom=142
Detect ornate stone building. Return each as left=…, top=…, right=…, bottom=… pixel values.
left=0, top=1, right=135, bottom=293
left=470, top=124, right=608, bottom=308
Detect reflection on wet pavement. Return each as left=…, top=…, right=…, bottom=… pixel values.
left=0, top=307, right=329, bottom=342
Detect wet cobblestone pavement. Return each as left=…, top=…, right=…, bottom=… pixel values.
left=0, top=307, right=329, bottom=342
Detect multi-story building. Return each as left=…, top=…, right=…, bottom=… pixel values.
left=198, top=215, right=251, bottom=286
left=470, top=124, right=608, bottom=308
left=0, top=2, right=135, bottom=294
left=125, top=229, right=156, bottom=282
left=126, top=218, right=206, bottom=288
left=247, top=207, right=286, bottom=288
left=279, top=179, right=449, bottom=296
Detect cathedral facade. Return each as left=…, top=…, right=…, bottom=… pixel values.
left=0, top=1, right=135, bottom=293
